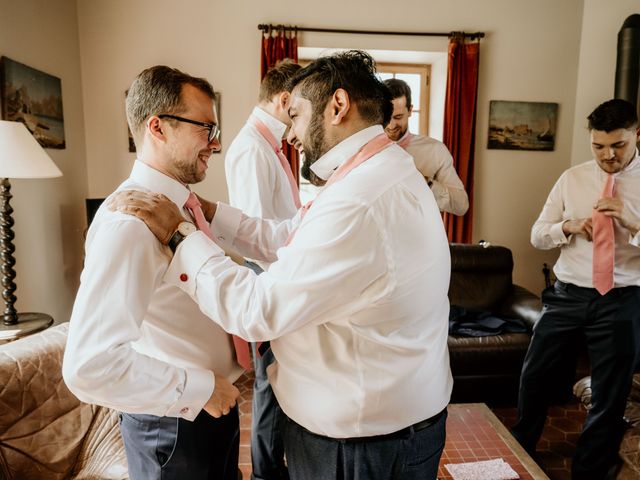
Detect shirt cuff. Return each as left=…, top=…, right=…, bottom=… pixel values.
left=165, top=231, right=223, bottom=296
left=549, top=221, right=569, bottom=245
left=166, top=367, right=214, bottom=421
left=212, top=203, right=243, bottom=251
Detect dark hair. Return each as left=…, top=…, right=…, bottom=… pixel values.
left=384, top=78, right=412, bottom=109
left=587, top=98, right=638, bottom=132
left=259, top=59, right=302, bottom=102
left=287, top=50, right=392, bottom=125
left=126, top=65, right=215, bottom=148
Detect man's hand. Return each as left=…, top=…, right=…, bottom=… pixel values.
left=595, top=197, right=640, bottom=236
left=195, top=193, right=217, bottom=223
left=562, top=218, right=593, bottom=241
left=203, top=375, right=240, bottom=418
left=108, top=190, right=183, bottom=245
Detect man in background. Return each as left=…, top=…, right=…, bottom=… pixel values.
left=514, top=98, right=640, bottom=479
left=63, top=65, right=242, bottom=480
left=224, top=59, right=301, bottom=480
left=384, top=78, right=468, bottom=216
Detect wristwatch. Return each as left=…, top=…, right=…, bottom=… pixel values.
left=168, top=221, right=197, bottom=253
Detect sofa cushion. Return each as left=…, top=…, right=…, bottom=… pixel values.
left=0, top=323, right=127, bottom=480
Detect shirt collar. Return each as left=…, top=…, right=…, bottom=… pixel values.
left=129, top=160, right=191, bottom=207
left=251, top=106, right=287, bottom=142
left=311, top=125, right=385, bottom=181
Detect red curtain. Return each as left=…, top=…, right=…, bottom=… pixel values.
left=442, top=37, right=480, bottom=243
left=260, top=26, right=300, bottom=184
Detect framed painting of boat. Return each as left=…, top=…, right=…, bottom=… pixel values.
left=0, top=56, right=65, bottom=149
left=488, top=100, right=558, bottom=151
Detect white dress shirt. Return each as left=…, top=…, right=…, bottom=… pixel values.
left=63, top=161, right=242, bottom=421
left=225, top=106, right=298, bottom=221
left=531, top=152, right=640, bottom=288
left=401, top=132, right=469, bottom=216
left=166, top=125, right=453, bottom=438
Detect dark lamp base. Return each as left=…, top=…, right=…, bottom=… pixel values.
left=0, top=312, right=54, bottom=341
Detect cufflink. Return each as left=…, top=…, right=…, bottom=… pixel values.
left=180, top=273, right=188, bottom=282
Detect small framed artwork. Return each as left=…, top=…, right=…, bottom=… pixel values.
left=0, top=56, right=66, bottom=149
left=488, top=100, right=558, bottom=151
left=125, top=90, right=136, bottom=153
left=213, top=91, right=221, bottom=153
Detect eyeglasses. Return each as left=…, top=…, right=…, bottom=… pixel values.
left=158, top=114, right=220, bottom=143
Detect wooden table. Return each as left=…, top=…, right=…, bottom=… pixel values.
left=438, top=403, right=549, bottom=479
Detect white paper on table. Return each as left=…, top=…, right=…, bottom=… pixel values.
left=444, top=458, right=519, bottom=480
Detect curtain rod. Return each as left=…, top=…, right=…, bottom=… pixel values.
left=257, top=23, right=484, bottom=40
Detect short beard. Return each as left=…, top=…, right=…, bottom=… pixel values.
left=301, top=112, right=328, bottom=187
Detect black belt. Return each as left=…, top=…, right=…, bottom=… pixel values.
left=342, top=407, right=447, bottom=443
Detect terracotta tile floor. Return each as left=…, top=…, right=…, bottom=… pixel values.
left=236, top=370, right=587, bottom=480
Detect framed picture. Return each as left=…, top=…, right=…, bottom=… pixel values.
left=0, top=56, right=65, bottom=149
left=488, top=100, right=558, bottom=151
left=213, top=91, right=221, bottom=153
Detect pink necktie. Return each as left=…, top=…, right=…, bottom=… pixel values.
left=285, top=133, right=394, bottom=246
left=398, top=133, right=413, bottom=149
left=252, top=118, right=302, bottom=209
left=592, top=174, right=615, bottom=295
left=184, top=192, right=253, bottom=371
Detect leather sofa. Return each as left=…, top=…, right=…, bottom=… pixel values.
left=447, top=243, right=542, bottom=404
left=0, top=323, right=128, bottom=480
left=574, top=375, right=640, bottom=479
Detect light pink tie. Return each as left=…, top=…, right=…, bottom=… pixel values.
left=398, top=133, right=413, bottom=149
left=252, top=118, right=302, bottom=208
left=184, top=192, right=253, bottom=371
left=285, top=133, right=394, bottom=246
left=592, top=174, right=615, bottom=295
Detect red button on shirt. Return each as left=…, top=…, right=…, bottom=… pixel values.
left=180, top=273, right=188, bottom=282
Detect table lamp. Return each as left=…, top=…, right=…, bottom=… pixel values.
left=0, top=120, right=63, bottom=341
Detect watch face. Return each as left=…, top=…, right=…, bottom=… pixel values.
left=178, top=221, right=197, bottom=236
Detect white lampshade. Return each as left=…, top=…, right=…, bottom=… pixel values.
left=0, top=120, right=62, bottom=178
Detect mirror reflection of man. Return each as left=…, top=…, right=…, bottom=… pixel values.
left=111, top=50, right=453, bottom=480
left=384, top=78, right=468, bottom=216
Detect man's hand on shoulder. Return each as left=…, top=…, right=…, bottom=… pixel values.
left=108, top=190, right=182, bottom=245
left=203, top=374, right=240, bottom=418
left=562, top=218, right=593, bottom=241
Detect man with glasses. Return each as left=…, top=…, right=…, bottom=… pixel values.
left=63, top=65, right=242, bottom=480
left=224, top=59, right=301, bottom=480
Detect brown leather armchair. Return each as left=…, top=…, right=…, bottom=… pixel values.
left=0, top=323, right=128, bottom=479
left=447, top=243, right=542, bottom=404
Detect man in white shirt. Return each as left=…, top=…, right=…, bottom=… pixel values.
left=225, top=59, right=301, bottom=480
left=63, top=66, right=243, bottom=480
left=513, top=99, right=640, bottom=480
left=383, top=78, right=468, bottom=216
left=111, top=50, right=453, bottom=480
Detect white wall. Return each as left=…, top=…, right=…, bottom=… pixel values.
left=0, top=0, right=88, bottom=324
left=571, top=1, right=640, bottom=166
left=77, top=0, right=587, bottom=293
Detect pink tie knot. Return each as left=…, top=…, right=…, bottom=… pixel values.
left=184, top=192, right=201, bottom=210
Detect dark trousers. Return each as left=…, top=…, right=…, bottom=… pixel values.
left=251, top=342, right=288, bottom=480
left=282, top=411, right=447, bottom=480
left=119, top=407, right=239, bottom=480
left=512, top=281, right=640, bottom=479
left=245, top=260, right=289, bottom=480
